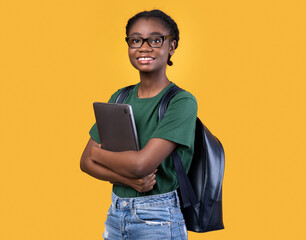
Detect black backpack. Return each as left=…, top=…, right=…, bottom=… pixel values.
left=115, top=84, right=225, bottom=233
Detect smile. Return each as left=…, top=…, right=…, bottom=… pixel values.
left=137, top=57, right=155, bottom=60
left=136, top=57, right=155, bottom=64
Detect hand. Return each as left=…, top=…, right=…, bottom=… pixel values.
left=89, top=143, right=102, bottom=161
left=124, top=170, right=157, bottom=193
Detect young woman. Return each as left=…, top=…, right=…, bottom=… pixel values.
left=80, top=9, right=197, bottom=239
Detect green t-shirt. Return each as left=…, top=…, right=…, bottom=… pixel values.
left=89, top=82, right=197, bottom=198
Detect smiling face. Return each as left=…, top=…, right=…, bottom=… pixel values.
left=127, top=18, right=176, bottom=74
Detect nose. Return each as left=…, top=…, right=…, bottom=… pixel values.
left=139, top=40, right=152, bottom=52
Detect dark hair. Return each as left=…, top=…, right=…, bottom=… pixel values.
left=126, top=9, right=180, bottom=66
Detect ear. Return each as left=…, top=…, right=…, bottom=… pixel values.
left=169, top=40, right=177, bottom=56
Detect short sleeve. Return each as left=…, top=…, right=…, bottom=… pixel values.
left=88, top=89, right=122, bottom=144
left=151, top=92, right=197, bottom=149
left=89, top=123, right=100, bottom=143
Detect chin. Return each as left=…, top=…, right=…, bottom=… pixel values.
left=132, top=64, right=155, bottom=73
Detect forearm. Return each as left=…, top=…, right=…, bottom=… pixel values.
left=92, top=148, right=146, bottom=178
left=81, top=157, right=156, bottom=193
left=90, top=139, right=176, bottom=178
left=81, top=157, right=131, bottom=184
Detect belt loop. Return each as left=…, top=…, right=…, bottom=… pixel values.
left=130, top=198, right=135, bottom=211
left=175, top=190, right=180, bottom=207
left=113, top=195, right=119, bottom=210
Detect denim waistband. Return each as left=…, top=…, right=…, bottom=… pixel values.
left=111, top=190, right=180, bottom=210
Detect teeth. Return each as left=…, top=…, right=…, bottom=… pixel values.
left=138, top=57, right=154, bottom=60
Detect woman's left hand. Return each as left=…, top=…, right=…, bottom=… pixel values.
left=89, top=143, right=102, bottom=161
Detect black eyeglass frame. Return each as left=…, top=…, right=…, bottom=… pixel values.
left=125, top=35, right=175, bottom=48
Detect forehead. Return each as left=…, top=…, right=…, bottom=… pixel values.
left=128, top=18, right=169, bottom=36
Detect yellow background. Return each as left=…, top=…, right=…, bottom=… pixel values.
left=1, top=0, right=305, bottom=239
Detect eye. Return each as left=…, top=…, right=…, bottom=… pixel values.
left=151, top=37, right=162, bottom=43
left=130, top=37, right=141, bottom=43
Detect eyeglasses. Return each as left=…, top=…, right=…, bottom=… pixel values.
left=125, top=35, right=175, bottom=48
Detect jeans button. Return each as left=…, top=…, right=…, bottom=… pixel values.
left=122, top=201, right=128, bottom=207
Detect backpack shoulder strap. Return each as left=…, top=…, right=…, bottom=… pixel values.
left=158, top=85, right=183, bottom=121
left=115, top=85, right=136, bottom=104
left=158, top=85, right=200, bottom=211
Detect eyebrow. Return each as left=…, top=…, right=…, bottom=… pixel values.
left=129, top=31, right=164, bottom=36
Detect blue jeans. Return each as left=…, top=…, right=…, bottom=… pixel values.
left=103, top=190, right=188, bottom=239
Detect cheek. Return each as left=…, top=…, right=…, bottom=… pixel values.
left=160, top=46, right=170, bottom=60
left=128, top=49, right=135, bottom=61
left=159, top=51, right=170, bottom=64
left=128, top=49, right=139, bottom=69
left=128, top=49, right=133, bottom=59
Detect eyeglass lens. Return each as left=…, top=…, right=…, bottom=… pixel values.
left=127, top=36, right=164, bottom=48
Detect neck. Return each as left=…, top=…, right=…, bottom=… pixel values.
left=138, top=70, right=171, bottom=98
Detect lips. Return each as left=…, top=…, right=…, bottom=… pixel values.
left=136, top=57, right=155, bottom=60
left=136, top=56, right=155, bottom=64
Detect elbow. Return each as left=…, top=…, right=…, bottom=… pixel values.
left=133, top=165, right=144, bottom=178
left=80, top=161, right=86, bottom=172
left=80, top=161, right=86, bottom=173
left=80, top=156, right=89, bottom=173
left=132, top=155, right=152, bottom=178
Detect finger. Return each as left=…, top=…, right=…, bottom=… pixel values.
left=152, top=179, right=156, bottom=186
left=146, top=173, right=155, bottom=182
left=147, top=169, right=157, bottom=177
left=149, top=179, right=156, bottom=190
left=145, top=178, right=156, bottom=192
left=143, top=173, right=154, bottom=181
